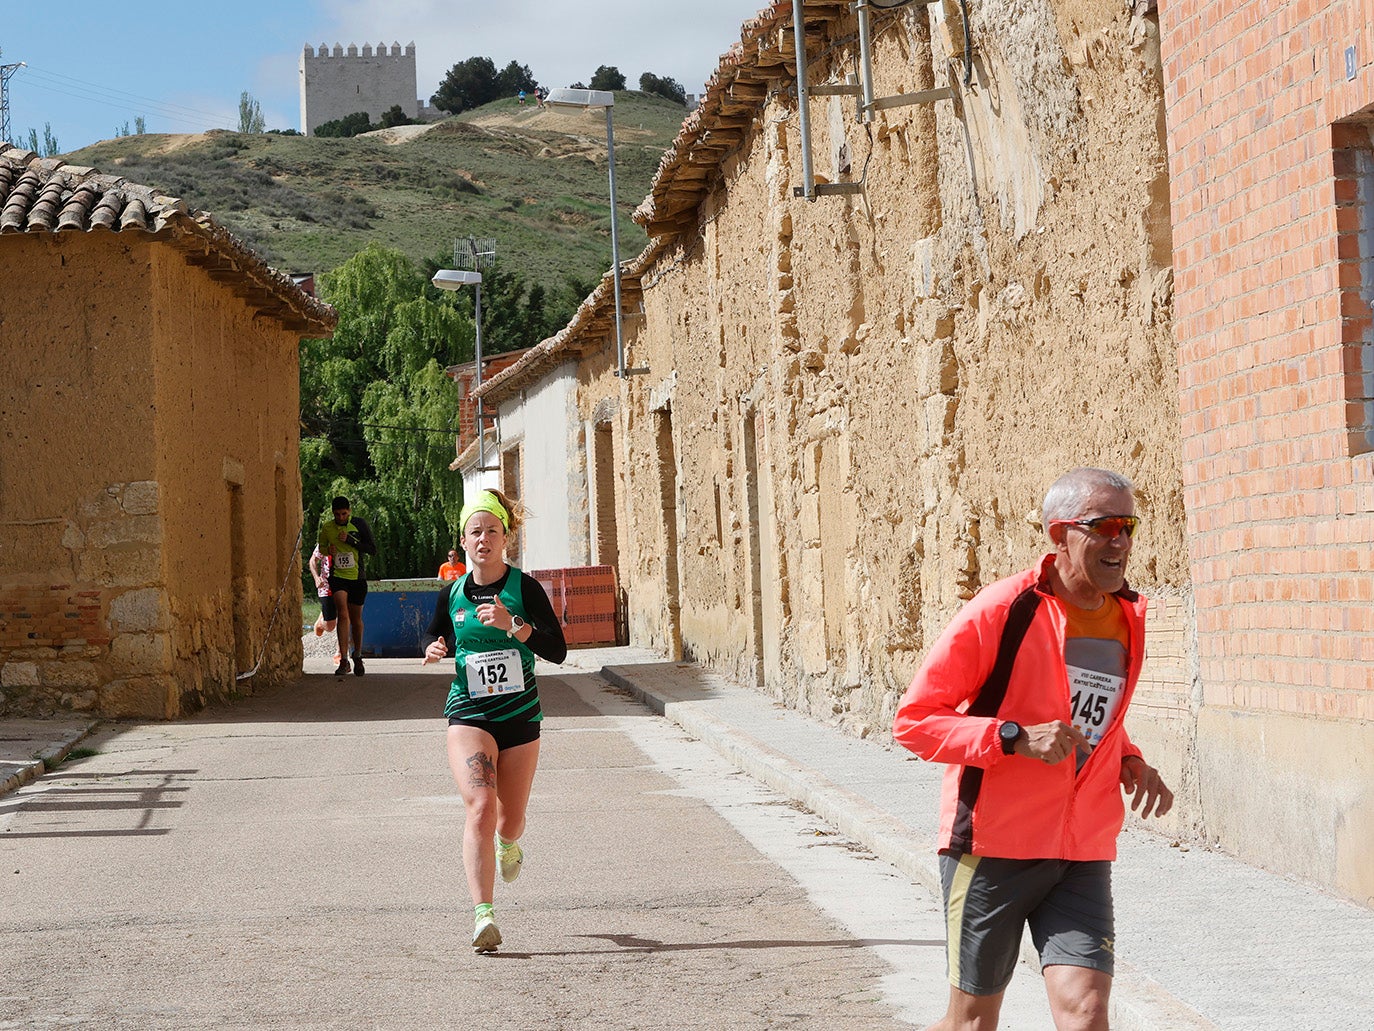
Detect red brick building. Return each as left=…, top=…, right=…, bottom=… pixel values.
left=1161, top=2, right=1373, bottom=900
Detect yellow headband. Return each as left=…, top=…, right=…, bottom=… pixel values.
left=460, top=491, right=510, bottom=532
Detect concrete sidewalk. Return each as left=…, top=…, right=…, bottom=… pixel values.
left=559, top=646, right=1374, bottom=1031
left=3, top=646, right=1370, bottom=1029
left=0, top=717, right=95, bottom=797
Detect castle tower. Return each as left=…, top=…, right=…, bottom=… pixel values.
left=299, top=41, right=420, bottom=135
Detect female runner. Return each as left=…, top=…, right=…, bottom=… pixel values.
left=421, top=488, right=566, bottom=953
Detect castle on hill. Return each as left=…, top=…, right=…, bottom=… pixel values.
left=298, top=42, right=441, bottom=135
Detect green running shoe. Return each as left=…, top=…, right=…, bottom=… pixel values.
left=496, top=837, right=524, bottom=883
left=472, top=913, right=502, bottom=953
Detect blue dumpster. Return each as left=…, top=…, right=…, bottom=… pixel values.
left=360, top=579, right=445, bottom=658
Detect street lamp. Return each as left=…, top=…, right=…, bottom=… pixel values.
left=431, top=267, right=497, bottom=476
left=544, top=87, right=644, bottom=377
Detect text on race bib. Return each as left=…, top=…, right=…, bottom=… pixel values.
left=334, top=552, right=356, bottom=569
left=1066, top=664, right=1125, bottom=748
left=466, top=648, right=526, bottom=697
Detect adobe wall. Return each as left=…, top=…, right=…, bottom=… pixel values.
left=0, top=234, right=163, bottom=715
left=1160, top=0, right=1374, bottom=904
left=0, top=233, right=305, bottom=720
left=596, top=0, right=1196, bottom=815
left=149, top=248, right=305, bottom=715
left=300, top=43, right=419, bottom=136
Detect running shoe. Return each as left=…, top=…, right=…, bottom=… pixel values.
left=496, top=837, right=523, bottom=883
left=352, top=652, right=365, bottom=676
left=472, top=913, right=502, bottom=953
left=334, top=658, right=350, bottom=676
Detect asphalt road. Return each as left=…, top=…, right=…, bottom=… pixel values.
left=0, top=662, right=1052, bottom=1030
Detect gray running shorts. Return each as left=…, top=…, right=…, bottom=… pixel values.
left=938, top=852, right=1115, bottom=995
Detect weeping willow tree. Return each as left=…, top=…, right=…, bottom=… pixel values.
left=300, top=243, right=587, bottom=579
left=301, top=244, right=473, bottom=579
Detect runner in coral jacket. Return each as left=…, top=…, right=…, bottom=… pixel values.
left=893, top=467, right=1173, bottom=1031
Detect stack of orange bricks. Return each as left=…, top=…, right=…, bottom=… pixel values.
left=529, top=565, right=620, bottom=647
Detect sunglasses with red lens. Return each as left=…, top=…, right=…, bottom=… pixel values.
left=1052, top=516, right=1139, bottom=539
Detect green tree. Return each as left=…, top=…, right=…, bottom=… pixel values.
left=378, top=104, right=414, bottom=129
left=419, top=253, right=590, bottom=357
left=314, top=111, right=375, bottom=138
left=24, top=123, right=60, bottom=156
left=495, top=60, right=538, bottom=97
left=135, top=115, right=147, bottom=134
left=638, top=72, right=686, bottom=105
left=299, top=245, right=591, bottom=578
left=238, top=92, right=266, bottom=134
left=302, top=245, right=474, bottom=578
left=588, top=65, right=626, bottom=91
left=432, top=56, right=500, bottom=114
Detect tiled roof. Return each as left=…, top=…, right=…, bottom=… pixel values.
left=0, top=148, right=336, bottom=336
left=474, top=0, right=854, bottom=404
left=632, top=0, right=852, bottom=235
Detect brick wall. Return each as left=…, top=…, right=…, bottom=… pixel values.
left=1163, top=0, right=1374, bottom=714
left=0, top=585, right=108, bottom=651
left=1160, top=0, right=1374, bottom=900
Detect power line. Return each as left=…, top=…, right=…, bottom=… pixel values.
left=18, top=64, right=236, bottom=122
left=14, top=65, right=236, bottom=134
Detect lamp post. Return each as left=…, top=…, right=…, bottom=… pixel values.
left=431, top=266, right=497, bottom=477
left=544, top=87, right=644, bottom=378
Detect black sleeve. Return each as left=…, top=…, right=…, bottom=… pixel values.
left=420, top=583, right=457, bottom=654
left=352, top=517, right=378, bottom=556
left=520, top=573, right=568, bottom=665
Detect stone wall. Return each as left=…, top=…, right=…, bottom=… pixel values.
left=601, top=0, right=1189, bottom=739
left=299, top=42, right=420, bottom=136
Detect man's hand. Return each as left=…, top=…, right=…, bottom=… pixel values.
left=1017, top=721, right=1092, bottom=765
left=1120, top=755, right=1174, bottom=818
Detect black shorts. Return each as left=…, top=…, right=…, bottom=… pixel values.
left=938, top=852, right=1115, bottom=995
left=318, top=594, right=337, bottom=622
left=447, top=717, right=541, bottom=751
left=328, top=576, right=367, bottom=604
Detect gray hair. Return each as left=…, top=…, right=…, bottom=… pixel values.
left=1042, top=467, right=1135, bottom=525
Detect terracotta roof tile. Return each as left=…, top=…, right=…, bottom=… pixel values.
left=0, top=147, right=336, bottom=335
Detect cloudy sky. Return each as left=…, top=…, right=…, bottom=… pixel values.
left=1, top=0, right=766, bottom=152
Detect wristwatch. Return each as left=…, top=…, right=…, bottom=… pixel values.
left=507, top=614, right=526, bottom=639
left=999, top=721, right=1024, bottom=755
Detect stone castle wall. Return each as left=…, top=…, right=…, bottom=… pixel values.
left=299, top=42, right=421, bottom=135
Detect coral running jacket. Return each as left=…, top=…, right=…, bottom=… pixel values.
left=892, top=554, right=1147, bottom=861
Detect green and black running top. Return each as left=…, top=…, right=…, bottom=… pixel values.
left=421, top=567, right=566, bottom=722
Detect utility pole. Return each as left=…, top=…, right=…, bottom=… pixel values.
left=0, top=48, right=27, bottom=147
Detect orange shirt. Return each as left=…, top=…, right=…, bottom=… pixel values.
left=438, top=561, right=466, bottom=581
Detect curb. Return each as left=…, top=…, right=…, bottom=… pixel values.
left=601, top=665, right=1219, bottom=1031
left=0, top=723, right=98, bottom=799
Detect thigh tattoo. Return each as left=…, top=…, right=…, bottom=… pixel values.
left=465, top=750, right=496, bottom=788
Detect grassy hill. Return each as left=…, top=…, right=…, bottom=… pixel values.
left=62, top=92, right=689, bottom=284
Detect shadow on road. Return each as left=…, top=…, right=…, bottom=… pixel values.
left=164, top=668, right=626, bottom=727
left=482, top=931, right=943, bottom=960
